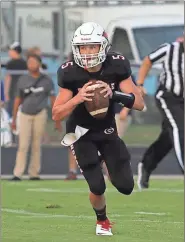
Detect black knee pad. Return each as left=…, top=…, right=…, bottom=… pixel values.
left=82, top=163, right=106, bottom=196
left=89, top=180, right=106, bottom=196
left=116, top=185, right=134, bottom=195
left=112, top=178, right=134, bottom=195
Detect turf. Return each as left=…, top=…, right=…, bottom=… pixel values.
left=2, top=179, right=183, bottom=242
left=123, top=124, right=160, bottom=145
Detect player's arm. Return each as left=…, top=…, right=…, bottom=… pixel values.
left=12, top=97, right=22, bottom=131
left=12, top=79, right=23, bottom=131
left=52, top=66, right=78, bottom=121
left=52, top=65, right=95, bottom=121
left=118, top=77, right=144, bottom=111
left=137, top=43, right=169, bottom=86
left=52, top=83, right=95, bottom=121
left=52, top=88, right=76, bottom=121
left=112, top=56, right=144, bottom=111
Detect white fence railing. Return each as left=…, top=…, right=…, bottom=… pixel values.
left=2, top=0, right=184, bottom=8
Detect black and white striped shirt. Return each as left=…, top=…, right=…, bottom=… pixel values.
left=149, top=42, right=184, bottom=97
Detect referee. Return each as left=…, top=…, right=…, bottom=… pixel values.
left=136, top=36, right=184, bottom=190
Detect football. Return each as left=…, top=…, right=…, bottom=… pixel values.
left=84, top=80, right=109, bottom=119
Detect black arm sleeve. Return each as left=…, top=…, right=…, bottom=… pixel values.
left=112, top=91, right=135, bottom=109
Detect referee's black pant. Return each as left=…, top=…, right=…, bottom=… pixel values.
left=141, top=89, right=184, bottom=173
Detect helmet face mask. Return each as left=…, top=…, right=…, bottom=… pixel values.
left=71, top=22, right=110, bottom=69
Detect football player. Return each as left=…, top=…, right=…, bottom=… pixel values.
left=52, top=22, right=144, bottom=236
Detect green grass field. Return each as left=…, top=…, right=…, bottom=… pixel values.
left=2, top=179, right=183, bottom=242
left=123, top=124, right=160, bottom=145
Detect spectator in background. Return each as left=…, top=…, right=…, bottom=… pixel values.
left=27, top=46, right=42, bottom=56
left=4, top=42, right=27, bottom=117
left=26, top=46, right=50, bottom=144
left=11, top=54, right=61, bottom=181
left=26, top=46, right=48, bottom=70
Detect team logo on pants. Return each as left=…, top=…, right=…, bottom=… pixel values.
left=104, top=127, right=114, bottom=134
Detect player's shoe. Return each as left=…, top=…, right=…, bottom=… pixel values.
left=96, top=218, right=113, bottom=236
left=64, top=172, right=77, bottom=180
left=137, top=162, right=150, bottom=190
left=9, top=176, right=21, bottom=181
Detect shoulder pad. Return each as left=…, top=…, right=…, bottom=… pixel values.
left=106, top=52, right=132, bottom=79
left=107, top=52, right=128, bottom=65
left=60, top=60, right=74, bottom=71
left=57, top=60, right=76, bottom=89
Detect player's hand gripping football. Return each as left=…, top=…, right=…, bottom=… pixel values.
left=96, top=80, right=113, bottom=98
left=76, top=82, right=95, bottom=103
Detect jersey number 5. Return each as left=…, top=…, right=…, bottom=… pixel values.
left=61, top=61, right=73, bottom=69
left=112, top=55, right=125, bottom=60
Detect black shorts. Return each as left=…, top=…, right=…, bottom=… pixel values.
left=70, top=126, right=134, bottom=195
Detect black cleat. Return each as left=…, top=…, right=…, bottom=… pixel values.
left=29, top=177, right=41, bottom=181
left=10, top=176, right=22, bottom=181
left=137, top=162, right=150, bottom=190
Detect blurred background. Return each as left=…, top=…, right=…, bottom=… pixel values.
left=1, top=0, right=184, bottom=177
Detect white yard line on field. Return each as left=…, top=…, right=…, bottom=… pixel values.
left=1, top=208, right=131, bottom=219
left=135, top=212, right=166, bottom=216
left=2, top=208, right=94, bottom=219
left=127, top=219, right=183, bottom=224
left=2, top=208, right=183, bottom=224
left=25, top=187, right=184, bottom=193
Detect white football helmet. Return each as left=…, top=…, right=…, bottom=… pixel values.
left=71, top=22, right=110, bottom=68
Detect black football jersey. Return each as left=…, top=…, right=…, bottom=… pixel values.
left=57, top=52, right=132, bottom=133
